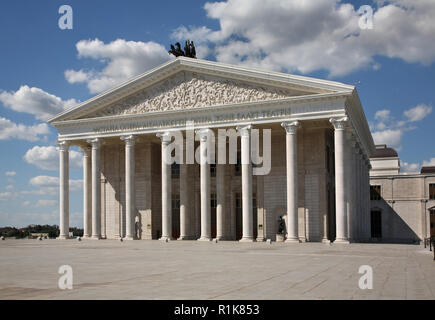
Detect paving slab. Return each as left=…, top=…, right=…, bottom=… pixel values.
left=0, top=239, right=434, bottom=299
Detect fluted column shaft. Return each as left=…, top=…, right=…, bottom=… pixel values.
left=281, top=121, right=301, bottom=243
left=238, top=125, right=253, bottom=242
left=88, top=138, right=102, bottom=239
left=198, top=129, right=212, bottom=241
left=58, top=141, right=69, bottom=239
left=158, top=132, right=172, bottom=241
left=81, top=146, right=92, bottom=238
left=122, top=135, right=136, bottom=240
left=179, top=163, right=191, bottom=239
left=330, top=117, right=349, bottom=243
left=216, top=163, right=226, bottom=240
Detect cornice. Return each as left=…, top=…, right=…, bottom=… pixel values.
left=48, top=57, right=354, bottom=123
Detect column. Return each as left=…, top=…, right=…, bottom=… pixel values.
left=81, top=145, right=92, bottom=238
left=237, top=125, right=254, bottom=242
left=58, top=141, right=69, bottom=239
left=88, top=138, right=102, bottom=239
left=197, top=129, right=212, bottom=241
left=281, top=121, right=301, bottom=243
left=216, top=163, right=226, bottom=240
left=157, top=132, right=172, bottom=241
left=330, top=117, right=349, bottom=243
left=179, top=163, right=193, bottom=240
left=121, top=135, right=136, bottom=240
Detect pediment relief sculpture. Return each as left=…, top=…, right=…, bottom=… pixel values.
left=81, top=72, right=301, bottom=118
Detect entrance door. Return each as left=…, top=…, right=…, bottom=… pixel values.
left=430, top=209, right=435, bottom=237
left=235, top=193, right=242, bottom=240
left=371, top=210, right=382, bottom=238
left=172, top=194, right=180, bottom=239
left=211, top=193, right=217, bottom=239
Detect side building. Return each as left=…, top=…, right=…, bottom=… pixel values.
left=369, top=144, right=435, bottom=243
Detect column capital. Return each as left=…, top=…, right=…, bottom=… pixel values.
left=87, top=138, right=102, bottom=149
left=156, top=131, right=172, bottom=144
left=121, top=134, right=136, bottom=146
left=236, top=124, right=252, bottom=137
left=329, top=116, right=349, bottom=130
left=79, top=145, right=91, bottom=155
left=195, top=128, right=213, bottom=142
left=281, top=121, right=301, bottom=134
left=57, top=140, right=69, bottom=152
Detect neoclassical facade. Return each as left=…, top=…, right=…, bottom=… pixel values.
left=49, top=57, right=375, bottom=242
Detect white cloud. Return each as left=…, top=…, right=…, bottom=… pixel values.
left=374, top=109, right=391, bottom=122
left=0, top=86, right=78, bottom=121
left=65, top=38, right=171, bottom=94
left=5, top=185, right=13, bottom=190
left=0, top=192, right=16, bottom=201
left=27, top=175, right=82, bottom=196
left=401, top=161, right=420, bottom=173
left=0, top=117, right=50, bottom=142
left=5, top=171, right=16, bottom=177
left=372, top=129, right=403, bottom=150
left=35, top=199, right=58, bottom=208
left=22, top=201, right=30, bottom=207
left=64, top=69, right=89, bottom=83
left=173, top=0, right=435, bottom=76
left=422, top=158, right=435, bottom=167
left=371, top=103, right=432, bottom=150
left=23, top=145, right=82, bottom=171
left=403, top=104, right=432, bottom=122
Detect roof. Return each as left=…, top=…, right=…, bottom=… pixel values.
left=421, top=166, right=435, bottom=174
left=47, top=57, right=355, bottom=123
left=371, top=145, right=398, bottom=158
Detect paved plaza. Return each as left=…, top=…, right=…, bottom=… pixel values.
left=0, top=239, right=434, bottom=299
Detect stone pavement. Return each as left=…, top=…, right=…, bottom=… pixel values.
left=0, top=239, right=434, bottom=299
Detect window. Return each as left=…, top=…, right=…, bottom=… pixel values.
left=430, top=183, right=435, bottom=200
left=171, top=163, right=180, bottom=178
left=370, top=185, right=381, bottom=201
left=211, top=193, right=217, bottom=208
left=371, top=210, right=382, bottom=238
left=235, top=152, right=241, bottom=176
left=210, top=164, right=216, bottom=177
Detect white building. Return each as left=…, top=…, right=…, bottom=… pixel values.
left=48, top=57, right=375, bottom=243
left=370, top=145, right=435, bottom=243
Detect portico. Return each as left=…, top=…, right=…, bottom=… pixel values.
left=49, top=57, right=375, bottom=242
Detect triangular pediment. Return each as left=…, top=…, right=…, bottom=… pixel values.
left=49, top=58, right=354, bottom=123
left=79, top=71, right=311, bottom=119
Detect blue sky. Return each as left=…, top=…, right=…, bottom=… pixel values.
left=0, top=0, right=434, bottom=227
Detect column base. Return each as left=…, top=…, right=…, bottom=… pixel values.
left=159, top=236, right=173, bottom=242
left=239, top=237, right=255, bottom=242
left=90, top=235, right=101, bottom=240
left=82, top=235, right=92, bottom=239
left=123, top=236, right=135, bottom=241
left=57, top=235, right=69, bottom=240
left=178, top=235, right=196, bottom=240
left=256, top=237, right=266, bottom=242
left=285, top=238, right=301, bottom=243
left=334, top=238, right=350, bottom=244
left=322, top=238, right=331, bottom=244
left=197, top=237, right=212, bottom=241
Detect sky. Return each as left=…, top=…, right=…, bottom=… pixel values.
left=0, top=0, right=434, bottom=228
